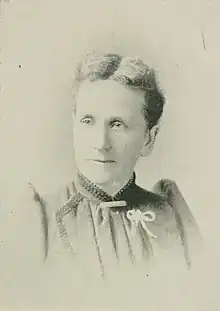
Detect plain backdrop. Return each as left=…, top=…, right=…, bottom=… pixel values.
left=1, top=0, right=220, bottom=309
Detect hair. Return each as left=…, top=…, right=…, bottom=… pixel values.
left=73, top=51, right=166, bottom=130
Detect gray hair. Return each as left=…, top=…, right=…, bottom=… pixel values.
left=73, top=51, right=166, bottom=130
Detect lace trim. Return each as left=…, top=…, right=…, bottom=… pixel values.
left=77, top=170, right=136, bottom=202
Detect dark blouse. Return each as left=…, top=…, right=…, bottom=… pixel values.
left=31, top=172, right=202, bottom=282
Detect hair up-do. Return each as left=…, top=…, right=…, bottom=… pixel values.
left=73, top=51, right=166, bottom=130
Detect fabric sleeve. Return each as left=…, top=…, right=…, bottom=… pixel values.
left=152, top=179, right=204, bottom=265
left=35, top=181, right=78, bottom=264
left=0, top=183, right=45, bottom=302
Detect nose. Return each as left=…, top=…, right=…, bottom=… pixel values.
left=92, top=125, right=112, bottom=152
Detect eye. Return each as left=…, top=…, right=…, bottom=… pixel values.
left=80, top=117, right=94, bottom=125
left=111, top=121, right=127, bottom=130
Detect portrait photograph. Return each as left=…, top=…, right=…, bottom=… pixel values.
left=1, top=0, right=220, bottom=310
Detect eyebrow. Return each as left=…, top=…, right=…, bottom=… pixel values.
left=80, top=114, right=94, bottom=119
left=109, top=116, right=129, bottom=124
left=80, top=113, right=129, bottom=121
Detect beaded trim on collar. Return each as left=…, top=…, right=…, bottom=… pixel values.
left=76, top=170, right=136, bottom=202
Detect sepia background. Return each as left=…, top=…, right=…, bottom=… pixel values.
left=1, top=0, right=220, bottom=310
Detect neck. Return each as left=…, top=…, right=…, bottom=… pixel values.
left=76, top=169, right=135, bottom=198
left=96, top=178, right=131, bottom=197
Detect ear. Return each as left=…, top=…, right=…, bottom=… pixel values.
left=140, top=125, right=159, bottom=157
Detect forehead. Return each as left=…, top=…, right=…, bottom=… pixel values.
left=75, top=80, right=145, bottom=119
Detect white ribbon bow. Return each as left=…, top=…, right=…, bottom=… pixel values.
left=126, top=209, right=157, bottom=239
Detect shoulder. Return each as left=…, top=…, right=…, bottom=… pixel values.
left=28, top=180, right=78, bottom=239
left=29, top=181, right=76, bottom=216
left=134, top=178, right=196, bottom=221
left=27, top=181, right=76, bottom=258
left=152, top=178, right=199, bottom=230
left=134, top=178, right=202, bottom=238
left=135, top=178, right=204, bottom=262
left=134, top=178, right=185, bottom=202
left=130, top=183, right=167, bottom=208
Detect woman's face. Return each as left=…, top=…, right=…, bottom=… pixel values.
left=73, top=79, right=151, bottom=185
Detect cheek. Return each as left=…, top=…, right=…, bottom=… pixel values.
left=73, top=123, right=98, bottom=144
left=73, top=123, right=88, bottom=142
left=112, top=132, right=145, bottom=157
left=73, top=127, right=86, bottom=155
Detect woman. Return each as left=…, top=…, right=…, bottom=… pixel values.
left=31, top=51, right=202, bottom=282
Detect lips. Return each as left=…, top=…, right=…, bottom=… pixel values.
left=88, top=159, right=116, bottom=163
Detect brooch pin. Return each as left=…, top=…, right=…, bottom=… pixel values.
left=126, top=209, right=157, bottom=239
left=98, top=200, right=127, bottom=209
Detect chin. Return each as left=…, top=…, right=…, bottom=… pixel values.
left=85, top=171, right=113, bottom=185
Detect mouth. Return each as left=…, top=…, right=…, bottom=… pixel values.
left=88, top=159, right=116, bottom=164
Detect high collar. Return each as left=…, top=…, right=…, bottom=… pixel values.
left=75, top=170, right=136, bottom=202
